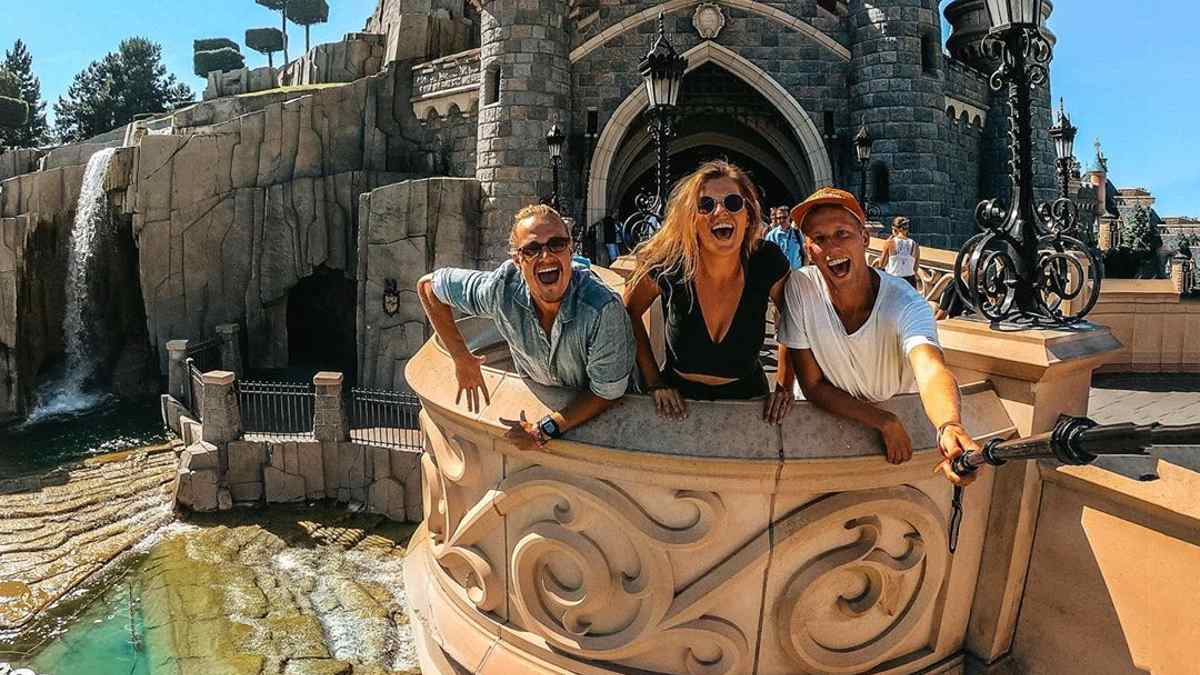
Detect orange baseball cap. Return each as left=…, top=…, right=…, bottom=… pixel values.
left=790, top=187, right=867, bottom=233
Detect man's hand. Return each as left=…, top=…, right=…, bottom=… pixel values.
left=763, top=384, right=794, bottom=425
left=879, top=415, right=914, bottom=464
left=935, top=422, right=979, bottom=487
left=652, top=387, right=688, bottom=420
left=452, top=351, right=490, bottom=413
left=499, top=411, right=546, bottom=451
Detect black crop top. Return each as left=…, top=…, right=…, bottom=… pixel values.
left=652, top=242, right=790, bottom=380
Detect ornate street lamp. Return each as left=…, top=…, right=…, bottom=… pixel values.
left=953, top=0, right=1101, bottom=326
left=545, top=123, right=565, bottom=212
left=623, top=14, right=687, bottom=245
left=854, top=125, right=873, bottom=217
left=1048, top=97, right=1077, bottom=200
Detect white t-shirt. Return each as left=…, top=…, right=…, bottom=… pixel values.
left=777, top=267, right=940, bottom=402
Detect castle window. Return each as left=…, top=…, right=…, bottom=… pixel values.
left=823, top=111, right=836, bottom=139
left=921, top=33, right=940, bottom=75
left=483, top=63, right=500, bottom=106
left=817, top=0, right=839, bottom=15
left=871, top=162, right=890, bottom=203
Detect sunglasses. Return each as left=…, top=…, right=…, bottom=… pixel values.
left=515, top=236, right=571, bottom=260
left=698, top=193, right=746, bottom=215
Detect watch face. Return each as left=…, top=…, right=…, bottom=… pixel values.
left=539, top=417, right=559, bottom=438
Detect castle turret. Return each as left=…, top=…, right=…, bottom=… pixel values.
left=848, top=0, right=951, bottom=245
left=474, top=0, right=572, bottom=266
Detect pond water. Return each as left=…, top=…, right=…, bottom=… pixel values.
left=0, top=396, right=168, bottom=477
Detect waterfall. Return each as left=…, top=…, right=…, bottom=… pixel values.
left=29, top=148, right=118, bottom=421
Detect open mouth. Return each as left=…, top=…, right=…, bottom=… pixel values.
left=535, top=264, right=562, bottom=286
left=711, top=222, right=736, bottom=241
left=827, top=256, right=852, bottom=278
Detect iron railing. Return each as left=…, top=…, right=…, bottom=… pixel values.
left=186, top=358, right=204, bottom=421
left=349, top=387, right=423, bottom=450
left=237, top=379, right=315, bottom=441
left=185, top=335, right=222, bottom=373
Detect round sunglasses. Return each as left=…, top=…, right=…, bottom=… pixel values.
left=698, top=193, right=746, bottom=215
left=515, top=236, right=572, bottom=260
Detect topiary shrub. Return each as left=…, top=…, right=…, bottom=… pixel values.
left=245, top=27, right=285, bottom=68
left=0, top=94, right=28, bottom=128
left=193, top=47, right=246, bottom=78
left=286, top=0, right=330, bottom=52
left=193, top=38, right=241, bottom=53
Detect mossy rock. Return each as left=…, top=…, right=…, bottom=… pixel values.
left=0, top=95, right=28, bottom=128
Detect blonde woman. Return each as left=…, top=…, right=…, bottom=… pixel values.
left=876, top=216, right=920, bottom=289
left=623, top=160, right=794, bottom=424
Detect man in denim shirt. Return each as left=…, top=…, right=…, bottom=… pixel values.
left=417, top=204, right=635, bottom=449
left=765, top=206, right=805, bottom=270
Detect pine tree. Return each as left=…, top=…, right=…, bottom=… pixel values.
left=1125, top=204, right=1165, bottom=279
left=0, top=40, right=51, bottom=148
left=54, top=38, right=194, bottom=144
left=286, top=0, right=329, bottom=54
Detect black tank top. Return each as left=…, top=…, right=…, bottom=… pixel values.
left=652, top=242, right=790, bottom=380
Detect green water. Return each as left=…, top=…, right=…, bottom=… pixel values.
left=0, top=397, right=169, bottom=477
left=25, top=568, right=150, bottom=675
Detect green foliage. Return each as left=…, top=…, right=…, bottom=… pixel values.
left=245, top=28, right=285, bottom=55
left=254, top=0, right=287, bottom=9
left=1124, top=204, right=1162, bottom=254
left=0, top=40, right=51, bottom=147
left=256, top=0, right=291, bottom=63
left=0, top=95, right=29, bottom=129
left=286, top=0, right=328, bottom=52
left=193, top=37, right=240, bottom=53
left=53, top=37, right=194, bottom=144
left=193, top=47, right=247, bottom=78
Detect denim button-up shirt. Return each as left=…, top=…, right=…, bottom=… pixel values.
left=431, top=261, right=636, bottom=400
left=765, top=225, right=805, bottom=270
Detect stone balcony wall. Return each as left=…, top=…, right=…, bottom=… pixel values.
left=411, top=48, right=480, bottom=121
left=401, top=320, right=1020, bottom=674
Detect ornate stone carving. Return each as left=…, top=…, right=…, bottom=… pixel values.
left=692, top=3, right=726, bottom=40
left=772, top=488, right=949, bottom=673
left=411, top=48, right=481, bottom=120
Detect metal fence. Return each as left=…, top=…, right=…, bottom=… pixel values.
left=185, top=335, right=222, bottom=373
left=186, top=358, right=205, bottom=421
left=237, top=379, right=315, bottom=441
left=349, top=387, right=423, bottom=450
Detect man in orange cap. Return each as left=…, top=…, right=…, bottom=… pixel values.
left=777, top=187, right=978, bottom=485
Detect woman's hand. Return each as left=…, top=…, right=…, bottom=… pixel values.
left=452, top=352, right=490, bottom=413
left=763, top=383, right=794, bottom=425
left=652, top=387, right=688, bottom=420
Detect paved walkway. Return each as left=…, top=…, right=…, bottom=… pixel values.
left=1088, top=374, right=1200, bottom=425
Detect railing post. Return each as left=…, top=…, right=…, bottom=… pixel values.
left=215, top=323, right=243, bottom=376
left=201, top=371, right=242, bottom=446
left=166, top=339, right=190, bottom=401
left=313, top=371, right=348, bottom=442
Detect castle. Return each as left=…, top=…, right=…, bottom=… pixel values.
left=0, top=0, right=1061, bottom=418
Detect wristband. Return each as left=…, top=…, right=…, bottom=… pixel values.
left=937, top=421, right=967, bottom=443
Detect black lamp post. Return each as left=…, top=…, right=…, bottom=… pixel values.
left=545, top=123, right=565, bottom=212
left=854, top=125, right=873, bottom=217
left=622, top=14, right=687, bottom=245
left=953, top=0, right=1101, bottom=326
left=1048, top=97, right=1077, bottom=200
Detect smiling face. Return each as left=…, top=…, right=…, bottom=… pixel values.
left=771, top=207, right=790, bottom=229
left=693, top=176, right=751, bottom=257
left=802, top=206, right=871, bottom=289
left=511, top=213, right=573, bottom=305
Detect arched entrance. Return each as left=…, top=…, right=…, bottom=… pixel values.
left=284, top=265, right=358, bottom=382
left=588, top=42, right=833, bottom=224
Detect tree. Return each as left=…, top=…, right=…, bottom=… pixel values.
left=245, top=28, right=285, bottom=69
left=194, top=47, right=246, bottom=78
left=1124, top=204, right=1165, bottom=279
left=0, top=40, right=50, bottom=148
left=194, top=38, right=240, bottom=52
left=54, top=38, right=194, bottom=144
left=286, top=0, right=329, bottom=53
left=255, top=0, right=291, bottom=65
left=0, top=94, right=28, bottom=129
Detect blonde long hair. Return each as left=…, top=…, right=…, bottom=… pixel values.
left=629, top=160, right=764, bottom=290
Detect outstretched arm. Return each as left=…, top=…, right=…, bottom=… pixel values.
left=789, top=348, right=913, bottom=464
left=417, top=274, right=490, bottom=412
left=624, top=274, right=687, bottom=420
left=908, top=344, right=979, bottom=485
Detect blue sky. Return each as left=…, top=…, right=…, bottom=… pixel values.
left=3, top=1, right=1197, bottom=216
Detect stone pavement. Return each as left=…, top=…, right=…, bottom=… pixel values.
left=1088, top=374, right=1200, bottom=425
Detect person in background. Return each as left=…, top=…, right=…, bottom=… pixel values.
left=623, top=160, right=794, bottom=424
left=416, top=204, right=636, bottom=450
left=876, top=216, right=921, bottom=289
left=777, top=188, right=979, bottom=485
left=765, top=205, right=805, bottom=270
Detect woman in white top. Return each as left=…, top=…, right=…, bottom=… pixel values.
left=876, top=216, right=920, bottom=289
